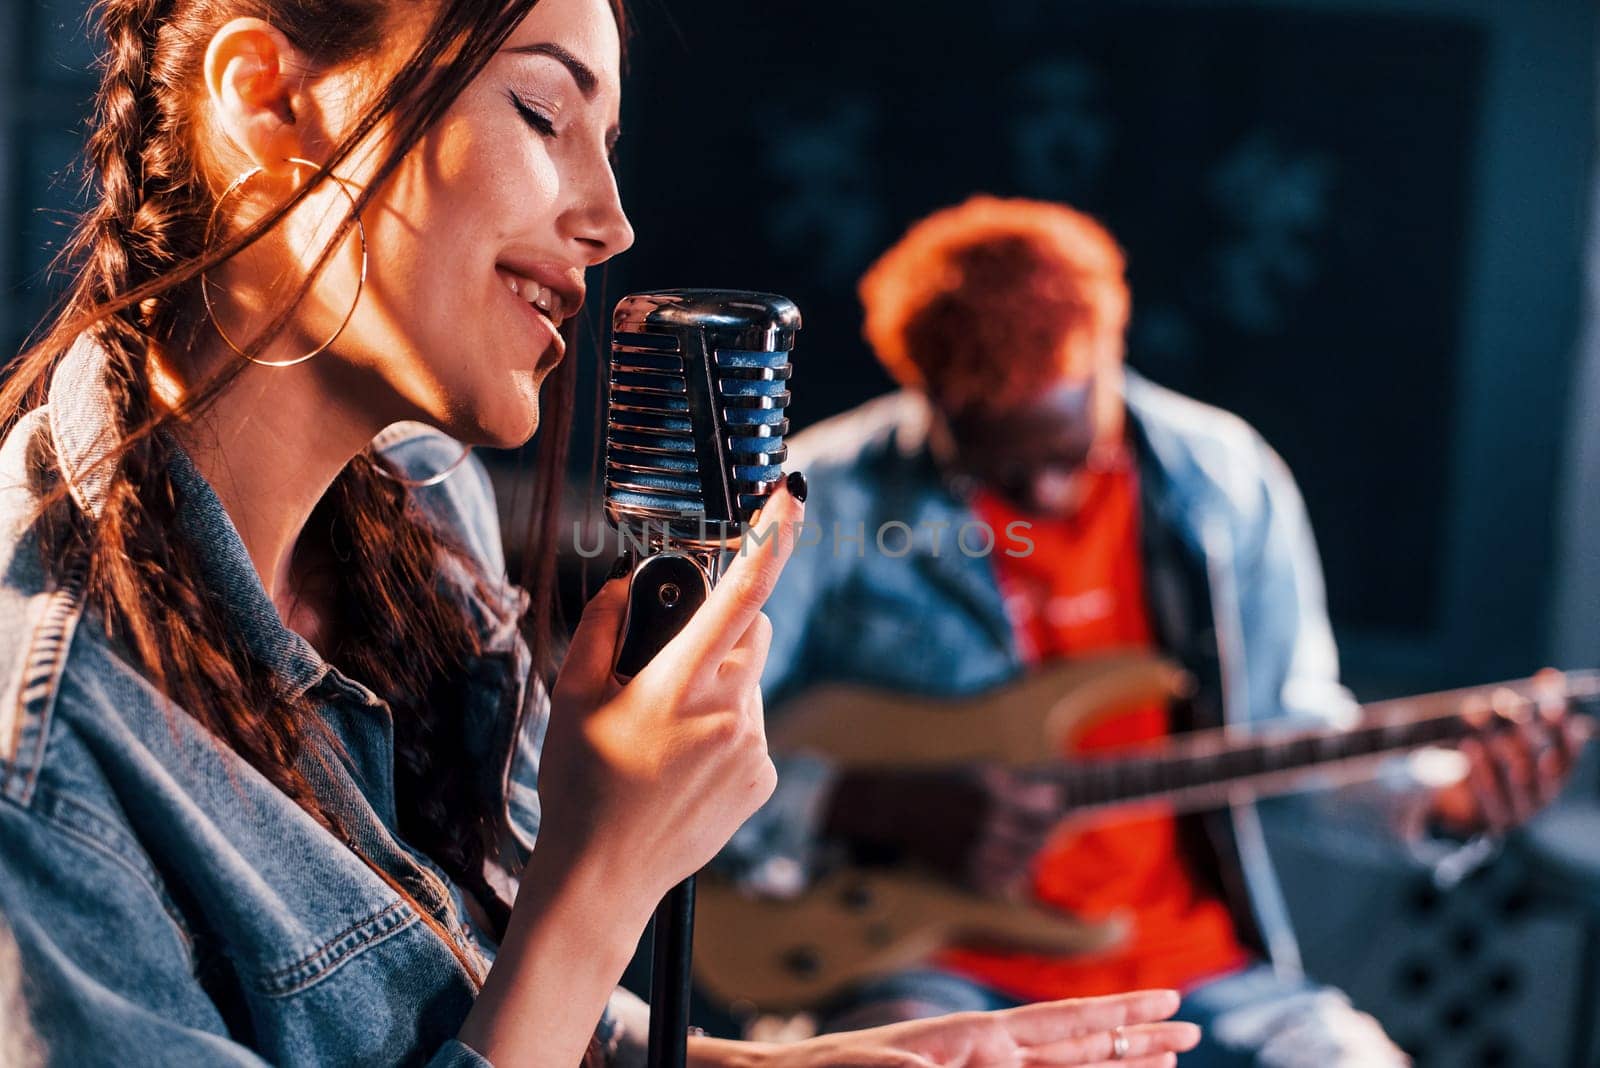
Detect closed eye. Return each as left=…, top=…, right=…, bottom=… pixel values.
left=507, top=90, right=556, bottom=136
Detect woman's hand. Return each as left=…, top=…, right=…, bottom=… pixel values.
left=536, top=482, right=805, bottom=903
left=692, top=990, right=1200, bottom=1067
left=460, top=485, right=804, bottom=1066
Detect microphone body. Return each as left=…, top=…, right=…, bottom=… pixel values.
left=606, top=290, right=799, bottom=676
left=603, top=290, right=800, bottom=1068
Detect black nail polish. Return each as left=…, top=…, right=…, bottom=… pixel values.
left=786, top=470, right=808, bottom=503
left=609, top=555, right=632, bottom=580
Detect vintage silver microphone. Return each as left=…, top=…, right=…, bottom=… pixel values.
left=603, top=289, right=800, bottom=1067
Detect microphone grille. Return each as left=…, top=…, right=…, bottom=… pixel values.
left=715, top=346, right=791, bottom=517
left=605, top=291, right=798, bottom=542
left=605, top=329, right=702, bottom=524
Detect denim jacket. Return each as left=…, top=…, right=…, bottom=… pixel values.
left=0, top=338, right=647, bottom=1066
left=722, top=374, right=1436, bottom=977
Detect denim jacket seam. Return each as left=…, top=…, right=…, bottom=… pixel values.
left=251, top=899, right=419, bottom=997
left=26, top=780, right=199, bottom=967
left=2, top=558, right=90, bottom=807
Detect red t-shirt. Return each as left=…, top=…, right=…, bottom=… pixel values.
left=940, top=468, right=1249, bottom=999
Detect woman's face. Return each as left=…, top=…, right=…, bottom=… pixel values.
left=220, top=0, right=633, bottom=448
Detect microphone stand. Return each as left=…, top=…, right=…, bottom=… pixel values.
left=605, top=289, right=801, bottom=1068
left=614, top=549, right=720, bottom=1068
left=647, top=877, right=696, bottom=1068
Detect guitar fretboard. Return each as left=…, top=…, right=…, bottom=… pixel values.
left=1042, top=674, right=1600, bottom=813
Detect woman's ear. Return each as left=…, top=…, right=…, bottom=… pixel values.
left=203, top=18, right=314, bottom=177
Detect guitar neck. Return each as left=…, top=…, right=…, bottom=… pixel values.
left=1044, top=672, right=1600, bottom=815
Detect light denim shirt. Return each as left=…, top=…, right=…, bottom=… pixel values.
left=0, top=338, right=647, bottom=1066
left=722, top=377, right=1440, bottom=977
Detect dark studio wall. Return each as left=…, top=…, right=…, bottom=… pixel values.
left=0, top=0, right=98, bottom=353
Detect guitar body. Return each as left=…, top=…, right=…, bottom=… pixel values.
left=696, top=653, right=1181, bottom=1012
left=771, top=652, right=1186, bottom=767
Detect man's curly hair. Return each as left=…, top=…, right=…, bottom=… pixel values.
left=858, top=195, right=1131, bottom=414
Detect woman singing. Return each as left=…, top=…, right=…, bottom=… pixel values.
left=0, top=1, right=1200, bottom=1064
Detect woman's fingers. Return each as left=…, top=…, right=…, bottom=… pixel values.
left=671, top=483, right=804, bottom=667
left=552, top=577, right=630, bottom=690
left=1024, top=1022, right=1201, bottom=1065
left=990, top=990, right=1182, bottom=1045
left=721, top=611, right=774, bottom=679
left=1058, top=1056, right=1174, bottom=1068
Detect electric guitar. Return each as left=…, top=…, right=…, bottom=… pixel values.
left=692, top=655, right=1598, bottom=1011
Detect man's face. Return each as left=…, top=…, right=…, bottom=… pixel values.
left=944, top=365, right=1127, bottom=516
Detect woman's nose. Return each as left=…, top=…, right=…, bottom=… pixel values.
left=566, top=161, right=634, bottom=266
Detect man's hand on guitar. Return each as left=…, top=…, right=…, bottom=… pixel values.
left=824, top=765, right=1063, bottom=897
left=1427, top=677, right=1592, bottom=836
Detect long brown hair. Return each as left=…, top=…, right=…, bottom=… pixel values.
left=1, top=0, right=616, bottom=979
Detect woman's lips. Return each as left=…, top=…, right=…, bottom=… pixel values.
left=495, top=263, right=583, bottom=324
left=508, top=285, right=567, bottom=371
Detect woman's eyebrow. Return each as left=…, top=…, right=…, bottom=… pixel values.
left=502, top=42, right=598, bottom=98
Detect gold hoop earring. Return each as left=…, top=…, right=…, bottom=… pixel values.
left=201, top=156, right=369, bottom=368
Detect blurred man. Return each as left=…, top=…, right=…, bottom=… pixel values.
left=720, top=196, right=1584, bottom=1066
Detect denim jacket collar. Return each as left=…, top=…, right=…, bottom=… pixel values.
left=47, top=334, right=121, bottom=522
